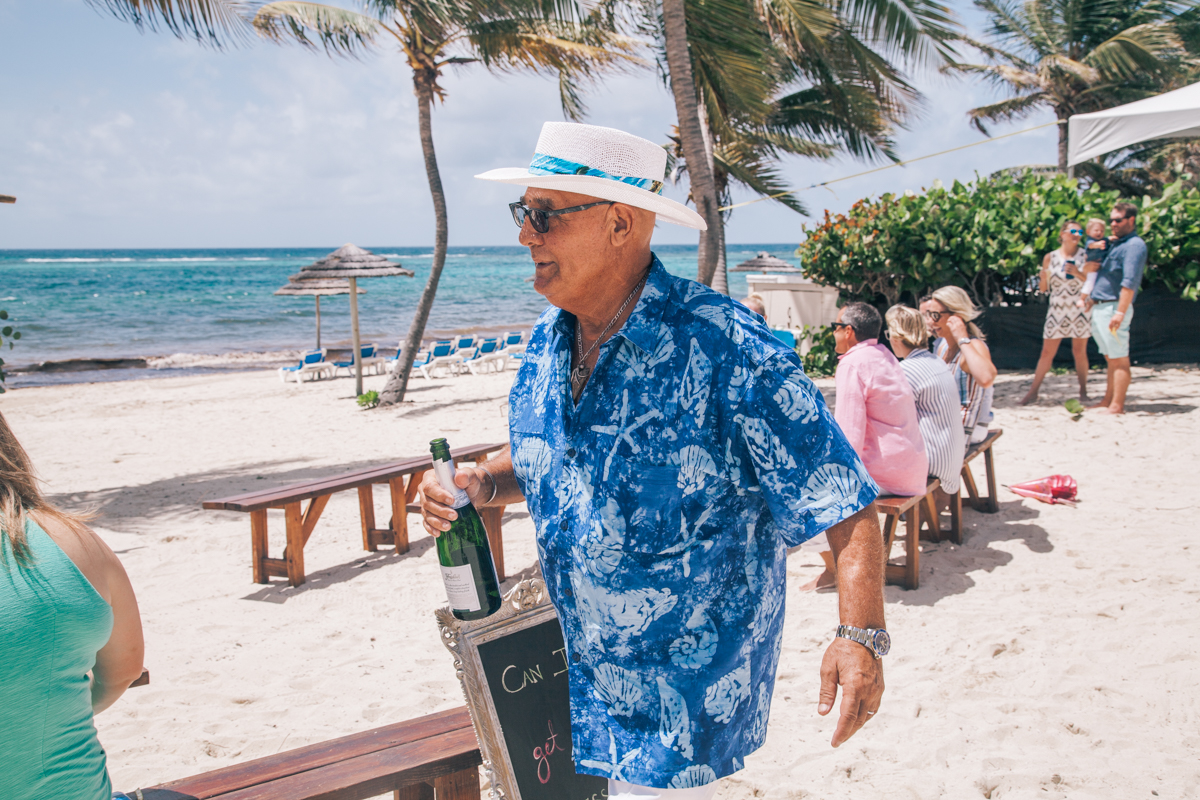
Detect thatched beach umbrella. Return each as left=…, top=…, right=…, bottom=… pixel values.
left=732, top=252, right=800, bottom=272
left=295, top=244, right=414, bottom=396
left=274, top=276, right=366, bottom=349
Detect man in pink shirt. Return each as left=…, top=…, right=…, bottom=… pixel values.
left=801, top=302, right=927, bottom=591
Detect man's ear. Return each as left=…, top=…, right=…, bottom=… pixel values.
left=609, top=203, right=638, bottom=245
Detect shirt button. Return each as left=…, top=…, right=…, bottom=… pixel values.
left=559, top=520, right=569, bottom=531
left=567, top=448, right=577, bottom=458
left=571, top=652, right=581, bottom=663
left=563, top=587, right=573, bottom=597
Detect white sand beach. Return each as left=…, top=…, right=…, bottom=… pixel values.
left=3, top=363, right=1198, bottom=798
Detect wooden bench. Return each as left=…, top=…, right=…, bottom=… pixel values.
left=128, top=707, right=481, bottom=800
left=961, top=428, right=1003, bottom=513
left=203, top=443, right=507, bottom=588
left=876, top=478, right=943, bottom=591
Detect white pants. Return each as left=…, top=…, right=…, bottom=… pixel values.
left=608, top=779, right=719, bottom=800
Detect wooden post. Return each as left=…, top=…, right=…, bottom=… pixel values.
left=405, top=469, right=427, bottom=547
left=284, top=502, right=306, bottom=587
left=250, top=509, right=269, bottom=584
left=358, top=485, right=377, bottom=552
left=349, top=276, right=363, bottom=397
left=314, top=295, right=322, bottom=349
left=389, top=476, right=409, bottom=552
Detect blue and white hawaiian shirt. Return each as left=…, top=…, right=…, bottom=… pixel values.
left=508, top=255, right=877, bottom=789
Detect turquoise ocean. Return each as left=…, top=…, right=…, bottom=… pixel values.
left=0, top=244, right=797, bottom=388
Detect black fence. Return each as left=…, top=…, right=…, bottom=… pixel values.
left=978, top=286, right=1200, bottom=369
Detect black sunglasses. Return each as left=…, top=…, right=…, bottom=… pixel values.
left=830, top=321, right=853, bottom=330
left=922, top=309, right=947, bottom=322
left=509, top=200, right=614, bottom=233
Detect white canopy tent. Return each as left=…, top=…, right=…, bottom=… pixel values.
left=1068, top=81, right=1200, bottom=166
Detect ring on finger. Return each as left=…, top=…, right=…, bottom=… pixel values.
left=866, top=710, right=876, bottom=716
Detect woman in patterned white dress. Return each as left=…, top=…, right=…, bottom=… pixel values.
left=1021, top=220, right=1092, bottom=404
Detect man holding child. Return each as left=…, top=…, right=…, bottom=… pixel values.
left=1089, top=202, right=1146, bottom=415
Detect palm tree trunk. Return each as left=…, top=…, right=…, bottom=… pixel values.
left=380, top=71, right=448, bottom=407
left=662, top=0, right=721, bottom=286
left=1057, top=115, right=1069, bottom=174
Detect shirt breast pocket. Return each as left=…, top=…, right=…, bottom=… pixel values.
left=606, top=456, right=686, bottom=554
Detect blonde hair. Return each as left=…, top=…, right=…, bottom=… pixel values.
left=742, top=293, right=767, bottom=316
left=1, top=411, right=92, bottom=567
left=927, top=285, right=985, bottom=340
left=885, top=305, right=928, bottom=349
left=1086, top=217, right=1106, bottom=236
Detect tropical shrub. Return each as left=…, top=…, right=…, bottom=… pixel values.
left=795, top=171, right=1200, bottom=307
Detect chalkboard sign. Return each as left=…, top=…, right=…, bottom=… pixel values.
left=438, top=579, right=608, bottom=800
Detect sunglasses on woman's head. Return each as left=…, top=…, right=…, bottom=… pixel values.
left=509, top=200, right=615, bottom=233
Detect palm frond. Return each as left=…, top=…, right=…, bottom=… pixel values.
left=967, top=92, right=1046, bottom=134
left=1085, top=22, right=1186, bottom=80
left=251, top=2, right=381, bottom=56
left=85, top=0, right=252, bottom=47
left=714, top=142, right=809, bottom=215
left=839, top=0, right=963, bottom=64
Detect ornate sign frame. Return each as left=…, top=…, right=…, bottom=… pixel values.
left=437, top=578, right=554, bottom=800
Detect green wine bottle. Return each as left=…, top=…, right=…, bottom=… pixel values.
left=430, top=438, right=502, bottom=620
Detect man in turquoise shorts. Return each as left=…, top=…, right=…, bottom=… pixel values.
left=1089, top=202, right=1146, bottom=415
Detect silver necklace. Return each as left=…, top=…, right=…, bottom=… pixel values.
left=571, top=273, right=648, bottom=393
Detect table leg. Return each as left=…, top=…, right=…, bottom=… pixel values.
left=480, top=505, right=506, bottom=581
left=433, top=766, right=480, bottom=800
left=905, top=505, right=919, bottom=590
left=283, top=502, right=306, bottom=587
left=250, top=509, right=268, bottom=584
left=405, top=469, right=427, bottom=547
left=389, top=476, right=409, bottom=553
left=950, top=489, right=963, bottom=545
left=984, top=447, right=999, bottom=513
left=358, top=485, right=377, bottom=552
left=394, top=783, right=433, bottom=800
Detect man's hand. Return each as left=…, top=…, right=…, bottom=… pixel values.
left=818, top=637, right=884, bottom=747
left=419, top=467, right=490, bottom=537
left=1109, top=310, right=1125, bottom=334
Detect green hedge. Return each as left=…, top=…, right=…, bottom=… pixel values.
left=795, top=171, right=1200, bottom=307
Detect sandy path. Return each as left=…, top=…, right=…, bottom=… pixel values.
left=2, top=363, right=1197, bottom=798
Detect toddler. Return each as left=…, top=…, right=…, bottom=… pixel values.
left=1077, top=217, right=1108, bottom=308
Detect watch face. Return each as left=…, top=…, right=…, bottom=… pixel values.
left=871, top=629, right=891, bottom=657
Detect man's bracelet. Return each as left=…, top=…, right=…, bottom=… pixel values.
left=478, top=464, right=499, bottom=505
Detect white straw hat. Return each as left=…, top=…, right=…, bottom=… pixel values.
left=475, top=122, right=707, bottom=230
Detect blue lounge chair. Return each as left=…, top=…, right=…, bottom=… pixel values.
left=419, top=340, right=464, bottom=380
left=500, top=331, right=527, bottom=368
left=278, top=349, right=334, bottom=384
left=333, top=343, right=382, bottom=377
left=463, top=338, right=508, bottom=375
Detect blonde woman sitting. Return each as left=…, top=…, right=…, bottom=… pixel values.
left=0, top=411, right=144, bottom=800
left=919, top=286, right=997, bottom=444
left=885, top=305, right=966, bottom=507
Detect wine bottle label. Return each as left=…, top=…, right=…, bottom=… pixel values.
left=432, top=457, right=471, bottom=509
left=440, top=564, right=482, bottom=612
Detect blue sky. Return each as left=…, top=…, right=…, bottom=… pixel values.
left=0, top=0, right=1060, bottom=249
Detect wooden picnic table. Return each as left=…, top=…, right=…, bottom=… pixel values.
left=203, top=443, right=507, bottom=588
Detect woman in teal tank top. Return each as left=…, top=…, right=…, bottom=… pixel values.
left=0, top=411, right=145, bottom=800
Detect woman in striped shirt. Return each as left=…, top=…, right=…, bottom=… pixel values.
left=885, top=305, right=966, bottom=496
left=920, top=287, right=997, bottom=444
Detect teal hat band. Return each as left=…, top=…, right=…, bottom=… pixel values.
left=528, top=153, right=664, bottom=195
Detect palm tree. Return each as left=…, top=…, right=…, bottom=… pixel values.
left=248, top=0, right=635, bottom=405
left=657, top=0, right=960, bottom=291
left=955, top=0, right=1194, bottom=173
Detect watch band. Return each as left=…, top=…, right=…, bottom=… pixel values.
left=957, top=336, right=972, bottom=348
left=836, top=624, right=890, bottom=659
